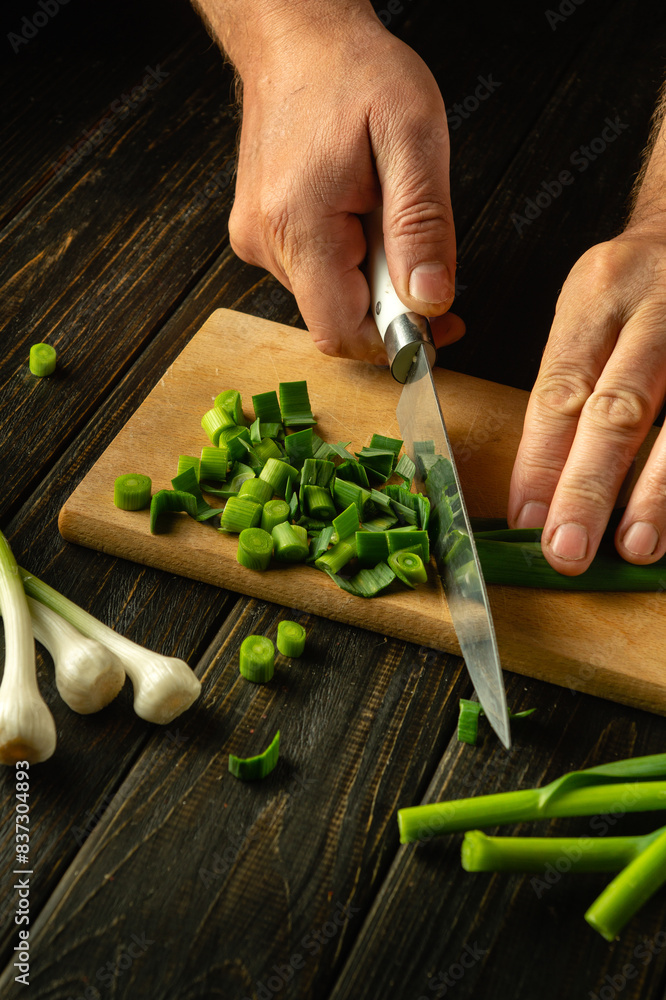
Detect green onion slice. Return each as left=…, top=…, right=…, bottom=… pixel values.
left=229, top=731, right=280, bottom=780
left=458, top=699, right=483, bottom=745
left=272, top=522, right=309, bottom=563
left=388, top=549, right=427, bottom=588
left=214, top=389, right=245, bottom=425
left=238, top=478, right=273, bottom=506
left=239, top=634, right=275, bottom=683
left=332, top=503, right=360, bottom=542
left=114, top=474, right=152, bottom=511
left=252, top=390, right=282, bottom=423
left=260, top=499, right=291, bottom=533
left=29, top=343, right=56, bottom=376
left=237, top=528, right=273, bottom=570
left=277, top=620, right=306, bottom=657
left=149, top=489, right=198, bottom=533
left=279, top=380, right=316, bottom=427
left=199, top=446, right=228, bottom=482
left=324, top=561, right=395, bottom=598
left=220, top=497, right=262, bottom=533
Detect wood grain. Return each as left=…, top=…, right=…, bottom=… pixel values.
left=59, top=308, right=666, bottom=715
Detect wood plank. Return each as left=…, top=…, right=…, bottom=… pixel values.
left=59, top=308, right=666, bottom=716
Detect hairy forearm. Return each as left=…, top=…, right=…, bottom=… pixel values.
left=191, top=0, right=378, bottom=78
left=627, top=80, right=666, bottom=227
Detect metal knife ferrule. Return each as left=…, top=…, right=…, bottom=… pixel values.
left=383, top=313, right=437, bottom=384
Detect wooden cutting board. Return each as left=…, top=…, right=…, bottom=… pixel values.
left=59, top=309, right=666, bottom=715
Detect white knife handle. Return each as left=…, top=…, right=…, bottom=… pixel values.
left=363, top=207, right=436, bottom=383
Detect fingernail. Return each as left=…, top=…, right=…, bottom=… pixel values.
left=409, top=263, right=453, bottom=305
left=621, top=521, right=659, bottom=557
left=550, top=523, right=588, bottom=561
left=516, top=501, right=549, bottom=529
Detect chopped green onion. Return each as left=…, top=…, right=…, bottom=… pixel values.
left=177, top=455, right=201, bottom=480
left=29, top=343, right=56, bottom=376
left=324, top=561, right=395, bottom=597
left=277, top=620, right=306, bottom=657
left=114, top=474, right=152, bottom=511
left=259, top=458, right=299, bottom=498
left=284, top=427, right=314, bottom=467
left=199, top=446, right=228, bottom=482
left=457, top=699, right=483, bottom=745
left=355, top=531, right=389, bottom=566
left=252, top=390, right=282, bottom=423
left=369, top=434, right=403, bottom=458
left=308, top=526, right=334, bottom=563
left=361, top=514, right=399, bottom=532
left=279, top=380, right=316, bottom=427
left=201, top=405, right=235, bottom=445
left=355, top=447, right=395, bottom=484
left=229, top=730, right=280, bottom=780
left=219, top=497, right=262, bottom=533
left=260, top=499, right=291, bottom=533
left=335, top=459, right=370, bottom=488
left=171, top=467, right=220, bottom=521
left=238, top=478, right=273, bottom=506
left=253, top=437, right=283, bottom=465
left=388, top=549, right=427, bottom=588
left=250, top=417, right=262, bottom=444
left=272, top=522, right=309, bottom=563
left=332, top=503, right=360, bottom=542
left=201, top=463, right=255, bottom=499
left=393, top=454, right=416, bottom=486
left=302, top=485, right=336, bottom=520
left=237, top=528, right=273, bottom=570
left=301, top=458, right=336, bottom=489
left=150, top=490, right=198, bottom=533
left=387, top=529, right=430, bottom=563
left=333, top=479, right=374, bottom=520
left=214, top=389, right=246, bottom=424
left=315, top=536, right=357, bottom=574
left=239, top=634, right=275, bottom=682
left=219, top=425, right=251, bottom=462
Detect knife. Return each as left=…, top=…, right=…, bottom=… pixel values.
left=363, top=208, right=511, bottom=748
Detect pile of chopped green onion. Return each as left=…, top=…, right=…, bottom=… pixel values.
left=138, top=381, right=431, bottom=599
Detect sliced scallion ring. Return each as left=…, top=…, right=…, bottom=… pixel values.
left=239, top=634, right=275, bottom=683
left=29, top=343, right=57, bottom=376
left=113, top=474, right=152, bottom=511
left=277, top=620, right=306, bottom=657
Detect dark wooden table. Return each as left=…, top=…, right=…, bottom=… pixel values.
left=2, top=1, right=666, bottom=997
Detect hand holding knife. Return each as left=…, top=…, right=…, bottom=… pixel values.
left=364, top=207, right=511, bottom=748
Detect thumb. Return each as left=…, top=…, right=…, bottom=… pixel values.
left=375, top=112, right=456, bottom=316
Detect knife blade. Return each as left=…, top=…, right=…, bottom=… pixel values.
left=363, top=208, right=511, bottom=748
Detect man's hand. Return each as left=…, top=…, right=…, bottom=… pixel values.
left=508, top=87, right=666, bottom=574
left=194, top=0, right=464, bottom=363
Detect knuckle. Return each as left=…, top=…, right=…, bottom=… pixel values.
left=533, top=370, right=595, bottom=419
left=573, top=240, right=632, bottom=295
left=583, top=387, right=652, bottom=433
left=310, top=333, right=343, bottom=359
left=228, top=203, right=257, bottom=263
